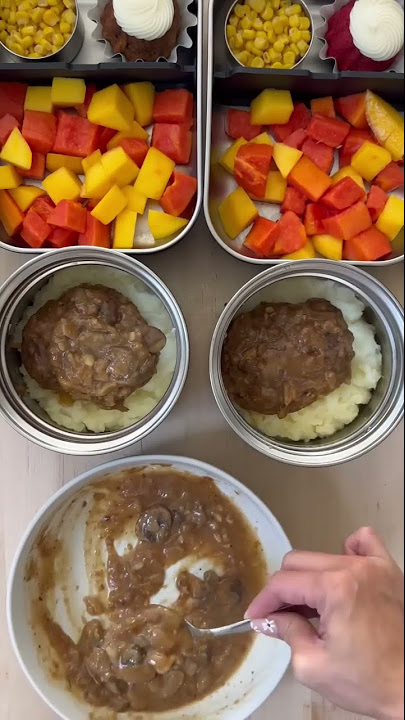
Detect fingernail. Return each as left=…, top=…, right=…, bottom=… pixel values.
left=250, top=618, right=278, bottom=636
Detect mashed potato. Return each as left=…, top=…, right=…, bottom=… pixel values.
left=15, top=267, right=177, bottom=434
left=237, top=279, right=383, bottom=443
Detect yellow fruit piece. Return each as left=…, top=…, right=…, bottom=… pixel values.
left=88, top=84, right=134, bottom=132
left=351, top=141, right=392, bottom=182
left=134, top=147, right=175, bottom=201
left=123, top=81, right=155, bottom=127
left=122, top=186, right=147, bottom=214
left=113, top=208, right=137, bottom=249
left=82, top=149, right=102, bottom=174
left=332, top=166, right=365, bottom=191
left=273, top=142, right=302, bottom=178
left=9, top=184, right=45, bottom=212
left=250, top=88, right=293, bottom=125
left=218, top=186, right=258, bottom=240
left=0, top=127, right=32, bottom=170
left=376, top=195, right=405, bottom=241
left=42, top=167, right=81, bottom=204
left=51, top=77, right=85, bottom=107
left=219, top=137, right=248, bottom=174
left=264, top=170, right=287, bottom=203
left=46, top=153, right=83, bottom=175
left=0, top=164, right=22, bottom=189
left=148, top=210, right=188, bottom=241
left=107, top=121, right=149, bottom=150
left=24, top=85, right=53, bottom=113
left=101, top=146, right=139, bottom=187
left=313, top=234, right=343, bottom=261
left=91, top=185, right=127, bottom=225
left=283, top=239, right=316, bottom=260
left=254, top=131, right=273, bottom=145
left=365, top=90, right=405, bottom=162
left=81, top=161, right=112, bottom=200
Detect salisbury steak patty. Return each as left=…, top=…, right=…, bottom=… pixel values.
left=222, top=299, right=355, bottom=419
left=22, top=285, right=166, bottom=411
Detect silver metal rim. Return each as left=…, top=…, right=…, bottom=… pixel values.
left=0, top=248, right=189, bottom=455
left=210, top=260, right=404, bottom=467
left=0, top=6, right=83, bottom=62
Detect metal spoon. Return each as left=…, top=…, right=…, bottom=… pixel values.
left=184, top=604, right=297, bottom=640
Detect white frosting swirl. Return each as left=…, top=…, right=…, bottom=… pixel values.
left=113, top=0, right=174, bottom=40
left=350, top=0, right=404, bottom=61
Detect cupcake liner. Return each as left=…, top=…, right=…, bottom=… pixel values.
left=88, top=0, right=197, bottom=63
left=316, top=0, right=404, bottom=73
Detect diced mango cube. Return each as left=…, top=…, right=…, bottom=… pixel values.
left=218, top=186, right=259, bottom=240
left=332, top=166, right=365, bottom=191
left=365, top=90, right=404, bottom=162
left=376, top=195, right=405, bottom=241
left=122, top=186, right=147, bottom=214
left=9, top=185, right=45, bottom=212
left=250, top=89, right=294, bottom=125
left=81, top=161, right=112, bottom=200
left=24, top=86, right=53, bottom=113
left=273, top=142, right=302, bottom=178
left=51, top=78, right=86, bottom=107
left=283, top=239, right=316, bottom=260
left=46, top=153, right=83, bottom=175
left=101, top=147, right=139, bottom=187
left=88, top=84, right=134, bottom=132
left=219, top=138, right=248, bottom=174
left=313, top=234, right=343, bottom=261
left=113, top=208, right=137, bottom=249
left=123, top=82, right=155, bottom=127
left=351, top=141, right=392, bottom=182
left=106, top=121, right=149, bottom=150
left=0, top=127, right=32, bottom=170
left=43, top=167, right=82, bottom=205
left=134, top=148, right=175, bottom=200
left=254, top=131, right=274, bottom=145
left=0, top=164, right=22, bottom=189
left=91, top=185, right=128, bottom=225
left=148, top=210, right=188, bottom=240
left=82, top=149, right=102, bottom=174
left=264, top=170, right=287, bottom=203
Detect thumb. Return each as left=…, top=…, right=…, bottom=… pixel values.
left=251, top=611, right=319, bottom=653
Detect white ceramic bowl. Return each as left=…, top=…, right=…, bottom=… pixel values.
left=7, top=455, right=291, bottom=720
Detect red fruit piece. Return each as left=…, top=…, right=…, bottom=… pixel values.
left=323, top=201, right=372, bottom=241
left=160, top=171, right=198, bottom=217
left=284, top=128, right=308, bottom=150
left=339, top=129, right=375, bottom=167
left=53, top=112, right=99, bottom=158
left=344, top=226, right=392, bottom=261
left=152, top=123, right=192, bottom=165
left=98, top=127, right=116, bottom=153
left=273, top=211, right=307, bottom=255
left=234, top=143, right=273, bottom=200
left=48, top=200, right=87, bottom=233
left=153, top=89, right=193, bottom=128
left=19, top=152, right=46, bottom=180
left=271, top=103, right=311, bottom=143
left=226, top=109, right=262, bottom=141
left=335, top=93, right=368, bottom=129
left=374, top=162, right=404, bottom=193
left=0, top=114, right=20, bottom=146
left=48, top=228, right=78, bottom=248
left=304, top=203, right=332, bottom=236
left=288, top=156, right=333, bottom=203
left=281, top=186, right=307, bottom=216
left=31, top=196, right=55, bottom=222
left=21, top=209, right=51, bottom=249
left=75, top=84, right=97, bottom=118
left=321, top=177, right=366, bottom=211
left=311, top=97, right=336, bottom=118
left=117, top=138, right=149, bottom=167
left=22, top=110, right=57, bottom=154
left=367, top=185, right=389, bottom=222
left=244, top=217, right=277, bottom=258
left=301, top=138, right=334, bottom=174
left=0, top=83, right=27, bottom=123
left=307, top=114, right=350, bottom=148
left=78, top=212, right=111, bottom=248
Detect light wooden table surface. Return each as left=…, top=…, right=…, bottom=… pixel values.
left=0, top=217, right=403, bottom=720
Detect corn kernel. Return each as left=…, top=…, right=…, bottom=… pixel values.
left=15, top=9, right=29, bottom=24
left=9, top=9, right=16, bottom=21
left=299, top=16, right=310, bottom=30
left=266, top=28, right=276, bottom=42
left=249, top=9, right=257, bottom=19
left=21, top=33, right=32, bottom=47
left=289, top=14, right=300, bottom=27
left=2, top=8, right=10, bottom=20
left=43, top=8, right=58, bottom=24
left=240, top=16, right=251, bottom=29
left=229, top=14, right=239, bottom=27
left=34, top=29, right=43, bottom=41
left=297, top=38, right=309, bottom=54
left=289, top=27, right=302, bottom=43
left=63, top=0, right=75, bottom=7
left=278, top=32, right=289, bottom=43
left=251, top=44, right=263, bottom=56
left=262, top=4, right=274, bottom=20
left=242, top=28, right=255, bottom=39
left=37, top=0, right=49, bottom=6
left=281, top=0, right=292, bottom=6
left=277, top=7, right=286, bottom=16
left=2, top=0, right=11, bottom=8
left=251, top=55, right=265, bottom=67
left=43, top=24, right=53, bottom=37
left=271, top=61, right=285, bottom=68
left=18, top=0, right=34, bottom=9
left=28, top=50, right=41, bottom=56
left=9, top=40, right=24, bottom=53
left=63, top=31, right=70, bottom=42
left=233, top=2, right=245, bottom=16
left=31, top=7, right=44, bottom=22
left=235, top=49, right=249, bottom=64
left=289, top=41, right=299, bottom=55
left=61, top=8, right=75, bottom=23
left=59, top=19, right=70, bottom=32
left=226, top=24, right=236, bottom=39
left=283, top=49, right=296, bottom=64
left=247, top=0, right=266, bottom=11
left=273, top=38, right=284, bottom=52
left=245, top=39, right=254, bottom=51
left=21, top=24, right=34, bottom=34
left=269, top=47, right=282, bottom=61
left=285, top=3, right=301, bottom=14
left=0, top=29, right=7, bottom=42
left=272, top=16, right=284, bottom=33
left=256, top=30, right=266, bottom=38
left=234, top=31, right=244, bottom=48
left=0, top=19, right=5, bottom=30
left=254, top=35, right=268, bottom=49
left=271, top=0, right=281, bottom=8
left=301, top=29, right=311, bottom=42
left=228, top=36, right=235, bottom=49
left=252, top=17, right=263, bottom=29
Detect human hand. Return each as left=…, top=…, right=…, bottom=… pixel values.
left=246, top=527, right=404, bottom=720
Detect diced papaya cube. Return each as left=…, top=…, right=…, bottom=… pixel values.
left=48, top=200, right=87, bottom=233
left=332, top=166, right=365, bottom=191
left=264, top=171, right=287, bottom=204
left=367, top=185, right=389, bottom=223
left=0, top=114, right=20, bottom=146
left=75, top=84, right=97, bottom=118
left=321, top=177, right=366, bottom=212
left=0, top=190, right=24, bottom=236
left=273, top=143, right=302, bottom=179
left=234, top=143, right=273, bottom=199
left=123, top=82, right=155, bottom=127
left=220, top=138, right=248, bottom=174
left=273, top=211, right=307, bottom=256
left=0, top=165, right=22, bottom=189
left=271, top=102, right=310, bottom=142
left=313, top=234, right=343, bottom=261
left=283, top=239, right=316, bottom=260
left=244, top=217, right=278, bottom=258
left=153, top=89, right=193, bottom=128
left=226, top=109, right=263, bottom=141
left=51, top=78, right=86, bottom=108
left=91, top=185, right=128, bottom=225
left=281, top=186, right=307, bottom=216
left=152, top=123, right=192, bottom=165
left=376, top=195, right=405, bottom=241
left=88, top=84, right=134, bottom=132
left=113, top=209, right=137, bottom=249
left=106, top=122, right=149, bottom=149
left=24, top=86, right=53, bottom=114
left=122, top=186, right=147, bottom=215
left=304, top=203, right=331, bottom=236
left=310, top=97, right=336, bottom=119
left=21, top=208, right=51, bottom=248
left=307, top=114, right=350, bottom=148
left=289, top=156, right=333, bottom=203
left=9, top=185, right=45, bottom=212
left=374, top=162, right=404, bottom=193
left=301, top=138, right=334, bottom=174
left=365, top=90, right=404, bottom=162
left=46, top=153, right=84, bottom=175
left=344, top=226, right=392, bottom=261
left=78, top=211, right=111, bottom=248
left=251, top=89, right=294, bottom=126
left=339, top=129, right=376, bottom=168
left=116, top=138, right=149, bottom=168
left=31, top=196, right=55, bottom=222
left=82, top=150, right=102, bottom=174
left=43, top=167, right=82, bottom=205
left=134, top=148, right=176, bottom=201
left=351, top=141, right=392, bottom=182
left=0, top=83, right=27, bottom=123
left=335, top=93, right=368, bottom=129
left=22, top=110, right=57, bottom=155
left=0, top=127, right=32, bottom=170
left=82, top=161, right=112, bottom=200
left=218, top=187, right=258, bottom=240
left=48, top=227, right=78, bottom=248
left=148, top=210, right=188, bottom=240
left=160, top=172, right=197, bottom=217
left=323, top=201, right=372, bottom=241
left=101, top=146, right=139, bottom=187
left=54, top=112, right=100, bottom=159
left=284, top=128, right=307, bottom=150
left=19, top=152, right=45, bottom=181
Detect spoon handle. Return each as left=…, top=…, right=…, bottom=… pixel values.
left=205, top=604, right=301, bottom=638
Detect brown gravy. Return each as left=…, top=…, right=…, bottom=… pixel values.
left=28, top=467, right=266, bottom=714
